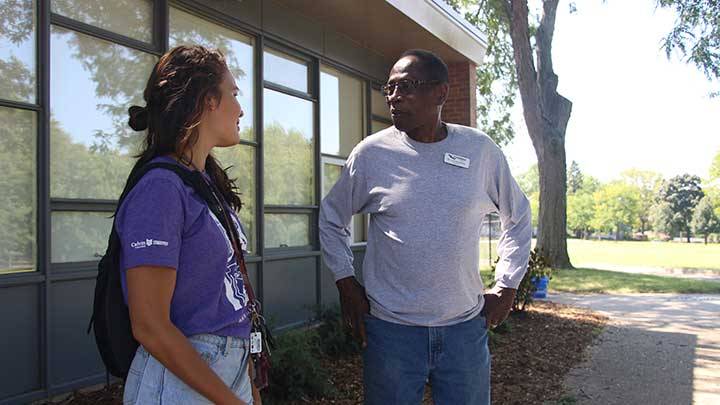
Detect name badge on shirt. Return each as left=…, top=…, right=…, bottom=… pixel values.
left=444, top=153, right=470, bottom=169
left=250, top=332, right=262, bottom=354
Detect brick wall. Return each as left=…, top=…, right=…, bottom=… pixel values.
left=441, top=61, right=477, bottom=127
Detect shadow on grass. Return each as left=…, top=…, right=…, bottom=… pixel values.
left=551, top=268, right=720, bottom=294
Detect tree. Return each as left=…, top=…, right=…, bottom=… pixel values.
left=658, top=174, right=704, bottom=242
left=567, top=160, right=583, bottom=194
left=692, top=196, right=720, bottom=244
left=620, top=169, right=663, bottom=234
left=710, top=149, right=720, bottom=180
left=516, top=163, right=539, bottom=195
left=567, top=191, right=594, bottom=238
left=591, top=182, right=640, bottom=240
left=650, top=201, right=676, bottom=238
left=449, top=0, right=573, bottom=268
left=658, top=0, right=720, bottom=95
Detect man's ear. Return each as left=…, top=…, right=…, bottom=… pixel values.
left=436, top=82, right=449, bottom=106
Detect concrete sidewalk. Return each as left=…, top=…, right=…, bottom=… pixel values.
left=547, top=293, right=720, bottom=405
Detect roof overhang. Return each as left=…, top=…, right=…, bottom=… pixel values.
left=273, top=0, right=487, bottom=68
left=385, top=0, right=487, bottom=65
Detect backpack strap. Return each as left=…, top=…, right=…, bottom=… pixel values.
left=88, top=161, right=211, bottom=333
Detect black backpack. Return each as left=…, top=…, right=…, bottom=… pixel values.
left=87, top=162, right=227, bottom=379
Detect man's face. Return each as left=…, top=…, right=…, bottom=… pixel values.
left=385, top=56, right=445, bottom=133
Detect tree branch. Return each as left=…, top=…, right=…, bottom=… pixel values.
left=536, top=0, right=560, bottom=79
left=507, top=0, right=542, bottom=147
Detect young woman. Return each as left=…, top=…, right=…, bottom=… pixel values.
left=117, top=45, right=260, bottom=405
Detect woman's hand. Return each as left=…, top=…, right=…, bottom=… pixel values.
left=127, top=265, right=245, bottom=405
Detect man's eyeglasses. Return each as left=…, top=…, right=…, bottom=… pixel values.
left=381, top=79, right=441, bottom=97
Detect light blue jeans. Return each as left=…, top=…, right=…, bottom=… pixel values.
left=123, top=334, right=253, bottom=404
left=363, top=313, right=490, bottom=405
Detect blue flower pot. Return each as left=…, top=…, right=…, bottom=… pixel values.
left=531, top=275, right=549, bottom=299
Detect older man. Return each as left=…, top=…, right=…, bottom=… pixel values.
left=319, top=49, right=531, bottom=405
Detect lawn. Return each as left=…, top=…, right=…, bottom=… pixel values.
left=550, top=267, right=720, bottom=294
left=567, top=239, right=720, bottom=271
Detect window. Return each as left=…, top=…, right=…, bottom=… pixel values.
left=320, top=65, right=364, bottom=157
left=263, top=88, right=314, bottom=206
left=170, top=7, right=255, bottom=141
left=371, top=120, right=390, bottom=133
left=321, top=157, right=365, bottom=243
left=215, top=145, right=257, bottom=253
left=0, top=0, right=37, bottom=104
left=170, top=7, right=257, bottom=252
left=320, top=64, right=368, bottom=243
left=263, top=48, right=315, bottom=249
left=0, top=107, right=36, bottom=274
left=371, top=87, right=392, bottom=134
left=263, top=49, right=309, bottom=93
left=371, top=88, right=391, bottom=120
left=52, top=0, right=154, bottom=43
left=51, top=212, right=112, bottom=264
left=264, top=214, right=310, bottom=248
left=50, top=26, right=156, bottom=200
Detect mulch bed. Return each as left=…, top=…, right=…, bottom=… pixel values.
left=48, top=301, right=606, bottom=405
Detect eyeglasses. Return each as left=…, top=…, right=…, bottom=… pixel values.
left=381, top=79, right=441, bottom=97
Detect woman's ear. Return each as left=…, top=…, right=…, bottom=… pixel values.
left=206, top=94, right=220, bottom=111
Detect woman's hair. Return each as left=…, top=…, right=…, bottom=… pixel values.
left=127, top=45, right=242, bottom=210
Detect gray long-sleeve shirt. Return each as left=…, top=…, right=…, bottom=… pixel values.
left=319, top=124, right=532, bottom=327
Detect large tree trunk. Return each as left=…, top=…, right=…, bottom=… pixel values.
left=505, top=0, right=573, bottom=268
left=537, top=134, right=571, bottom=266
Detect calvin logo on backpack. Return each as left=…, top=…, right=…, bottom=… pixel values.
left=87, top=162, right=215, bottom=378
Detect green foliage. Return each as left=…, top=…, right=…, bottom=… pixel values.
left=657, top=0, right=720, bottom=94
left=492, top=248, right=552, bottom=312
left=567, top=192, right=595, bottom=238
left=315, top=306, right=361, bottom=357
left=650, top=201, right=676, bottom=237
left=710, top=149, right=720, bottom=180
left=265, top=329, right=336, bottom=402
left=658, top=174, right=705, bottom=239
left=567, top=161, right=584, bottom=194
left=620, top=169, right=663, bottom=233
left=446, top=0, right=518, bottom=145
left=590, top=181, right=641, bottom=237
left=517, top=163, right=539, bottom=195
left=692, top=196, right=720, bottom=242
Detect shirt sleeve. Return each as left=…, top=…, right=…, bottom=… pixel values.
left=116, top=177, right=185, bottom=271
left=319, top=150, right=370, bottom=281
left=487, top=151, right=532, bottom=289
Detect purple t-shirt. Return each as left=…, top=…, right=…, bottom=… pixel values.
left=116, top=156, right=252, bottom=338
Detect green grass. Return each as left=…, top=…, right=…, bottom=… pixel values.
left=567, top=239, right=720, bottom=271
left=550, top=267, right=720, bottom=294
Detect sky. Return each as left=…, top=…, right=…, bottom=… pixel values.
left=502, top=0, right=720, bottom=183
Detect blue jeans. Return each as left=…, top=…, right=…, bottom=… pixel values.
left=363, top=313, right=490, bottom=405
left=123, top=334, right=253, bottom=404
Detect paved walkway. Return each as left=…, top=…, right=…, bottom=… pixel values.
left=547, top=293, right=720, bottom=405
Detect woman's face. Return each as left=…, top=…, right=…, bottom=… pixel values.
left=204, top=69, right=244, bottom=147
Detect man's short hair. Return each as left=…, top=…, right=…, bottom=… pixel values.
left=399, top=49, right=449, bottom=83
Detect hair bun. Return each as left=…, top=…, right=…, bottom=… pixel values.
left=128, top=105, right=149, bottom=131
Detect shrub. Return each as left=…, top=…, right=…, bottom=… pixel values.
left=491, top=248, right=552, bottom=312
left=315, top=306, right=361, bottom=357
left=264, top=328, right=336, bottom=402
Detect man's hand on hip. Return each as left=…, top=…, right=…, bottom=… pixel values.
left=481, top=286, right=516, bottom=329
left=336, top=277, right=370, bottom=348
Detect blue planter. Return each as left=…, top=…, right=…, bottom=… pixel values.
left=531, top=275, right=549, bottom=299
